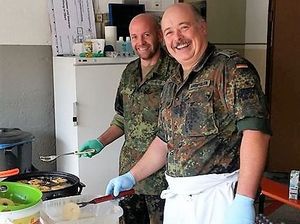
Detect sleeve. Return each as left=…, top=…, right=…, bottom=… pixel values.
left=156, top=83, right=171, bottom=143
left=111, top=72, right=125, bottom=130
left=110, top=113, right=125, bottom=130
left=226, top=57, right=271, bottom=134
left=114, top=84, right=124, bottom=116
left=157, top=111, right=168, bottom=143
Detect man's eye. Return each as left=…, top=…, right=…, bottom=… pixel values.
left=181, top=26, right=189, bottom=31
left=164, top=31, right=173, bottom=37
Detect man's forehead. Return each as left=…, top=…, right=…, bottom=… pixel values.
left=130, top=26, right=154, bottom=36
left=162, top=10, right=193, bottom=27
left=130, top=20, right=152, bottom=30
left=161, top=15, right=192, bottom=29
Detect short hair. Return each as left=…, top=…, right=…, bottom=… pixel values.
left=190, top=4, right=205, bottom=22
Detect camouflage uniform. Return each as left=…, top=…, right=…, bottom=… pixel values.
left=111, top=49, right=178, bottom=224
left=157, top=44, right=270, bottom=177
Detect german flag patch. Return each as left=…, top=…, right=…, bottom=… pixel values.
left=236, top=64, right=249, bottom=69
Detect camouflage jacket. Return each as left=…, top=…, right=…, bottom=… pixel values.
left=111, top=49, right=178, bottom=194
left=157, top=44, right=270, bottom=177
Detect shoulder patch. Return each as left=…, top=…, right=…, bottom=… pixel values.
left=216, top=49, right=239, bottom=58
left=236, top=64, right=249, bottom=69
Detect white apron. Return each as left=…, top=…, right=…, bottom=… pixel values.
left=161, top=170, right=239, bottom=224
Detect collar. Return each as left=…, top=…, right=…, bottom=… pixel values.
left=192, top=43, right=216, bottom=73
left=140, top=47, right=169, bottom=80
left=168, top=43, right=216, bottom=88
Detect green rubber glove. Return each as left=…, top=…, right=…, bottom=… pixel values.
left=79, top=139, right=104, bottom=158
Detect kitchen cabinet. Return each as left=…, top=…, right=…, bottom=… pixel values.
left=53, top=56, right=134, bottom=195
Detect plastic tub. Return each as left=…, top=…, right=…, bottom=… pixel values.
left=41, top=194, right=123, bottom=224
left=0, top=201, right=42, bottom=224
left=0, top=181, right=43, bottom=224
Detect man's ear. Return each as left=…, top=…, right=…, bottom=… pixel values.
left=199, top=19, right=208, bottom=35
left=157, top=28, right=163, bottom=41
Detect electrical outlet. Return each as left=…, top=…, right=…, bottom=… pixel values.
left=95, top=13, right=102, bottom=23
left=151, top=0, right=162, bottom=10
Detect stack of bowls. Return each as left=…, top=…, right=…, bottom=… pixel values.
left=0, top=182, right=42, bottom=224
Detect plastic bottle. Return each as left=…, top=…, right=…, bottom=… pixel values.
left=125, top=36, right=134, bottom=57
left=83, top=35, right=93, bottom=58
left=116, top=37, right=126, bottom=57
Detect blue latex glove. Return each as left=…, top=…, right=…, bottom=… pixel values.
left=224, top=194, right=255, bottom=224
left=79, top=139, right=104, bottom=158
left=105, top=171, right=136, bottom=196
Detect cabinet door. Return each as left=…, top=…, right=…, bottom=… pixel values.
left=76, top=64, right=125, bottom=195
left=53, top=57, right=79, bottom=175
left=266, top=0, right=300, bottom=171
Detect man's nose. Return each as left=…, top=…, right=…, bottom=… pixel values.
left=136, top=37, right=145, bottom=45
left=174, top=30, right=183, bottom=40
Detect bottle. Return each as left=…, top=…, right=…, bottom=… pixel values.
left=125, top=36, right=134, bottom=57
left=116, top=37, right=126, bottom=57
left=83, top=35, right=93, bottom=58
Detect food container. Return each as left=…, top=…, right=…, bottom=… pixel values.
left=0, top=181, right=43, bottom=224
left=0, top=128, right=34, bottom=177
left=41, top=194, right=123, bottom=224
left=6, top=171, right=85, bottom=201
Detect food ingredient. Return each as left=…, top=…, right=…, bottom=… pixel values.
left=17, top=176, right=71, bottom=192
left=63, top=202, right=81, bottom=220
left=0, top=198, right=15, bottom=206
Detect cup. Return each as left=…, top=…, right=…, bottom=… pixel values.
left=92, top=39, right=105, bottom=54
left=72, top=43, right=84, bottom=56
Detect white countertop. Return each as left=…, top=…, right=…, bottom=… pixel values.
left=53, top=56, right=138, bottom=66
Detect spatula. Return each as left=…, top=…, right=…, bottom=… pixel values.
left=77, top=189, right=135, bottom=208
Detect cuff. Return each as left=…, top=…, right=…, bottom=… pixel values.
left=237, top=117, right=271, bottom=135
left=110, top=113, right=125, bottom=130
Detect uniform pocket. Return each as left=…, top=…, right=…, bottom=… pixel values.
left=161, top=82, right=176, bottom=109
left=184, top=88, right=218, bottom=136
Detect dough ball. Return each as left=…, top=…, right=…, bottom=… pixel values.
left=63, top=202, right=80, bottom=220
left=38, top=185, right=51, bottom=192
left=50, top=185, right=65, bottom=191
left=52, top=177, right=67, bottom=184
left=28, top=179, right=42, bottom=185
left=0, top=198, right=15, bottom=206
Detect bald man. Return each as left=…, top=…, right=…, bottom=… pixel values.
left=80, top=13, right=177, bottom=224
left=106, top=3, right=270, bottom=224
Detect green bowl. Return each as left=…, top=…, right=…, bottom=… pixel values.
left=0, top=181, right=42, bottom=212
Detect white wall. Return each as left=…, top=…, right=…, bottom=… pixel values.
left=245, top=0, right=268, bottom=44
left=207, top=0, right=246, bottom=44
left=0, top=0, right=51, bottom=45
left=0, top=0, right=54, bottom=171
left=94, top=0, right=123, bottom=13
left=0, top=0, right=124, bottom=44
left=244, top=0, right=269, bottom=90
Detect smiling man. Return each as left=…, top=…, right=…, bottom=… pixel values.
left=106, top=3, right=271, bottom=224
left=79, top=13, right=177, bottom=224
